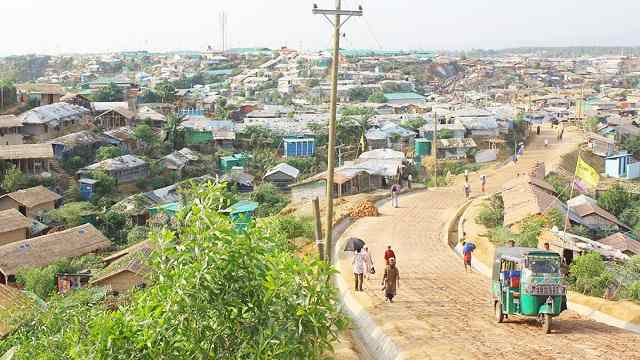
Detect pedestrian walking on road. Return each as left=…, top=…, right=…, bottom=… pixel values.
left=363, top=246, right=375, bottom=279
left=464, top=182, right=471, bottom=199
left=352, top=248, right=365, bottom=291
left=480, top=175, right=487, bottom=193
left=544, top=138, right=549, bottom=148
left=407, top=174, right=413, bottom=189
left=464, top=169, right=469, bottom=182
left=462, top=241, right=474, bottom=273
left=382, top=257, right=400, bottom=302
left=391, top=183, right=401, bottom=208
left=384, top=245, right=396, bottom=265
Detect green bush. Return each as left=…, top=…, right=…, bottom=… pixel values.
left=250, top=183, right=289, bottom=217
left=476, top=194, right=504, bottom=228
left=2, top=182, right=346, bottom=359
left=0, top=164, right=26, bottom=192
left=96, top=210, right=128, bottom=246
left=598, top=184, right=636, bottom=217
left=46, top=202, right=96, bottom=228
left=62, top=155, right=87, bottom=173
left=16, top=256, right=101, bottom=299
left=267, top=216, right=315, bottom=243
left=568, top=252, right=613, bottom=298
left=545, top=173, right=571, bottom=202
left=486, top=214, right=547, bottom=248
left=487, top=226, right=517, bottom=245
left=620, top=204, right=640, bottom=229
left=625, top=281, right=640, bottom=301
left=516, top=215, right=547, bottom=248
left=126, top=226, right=149, bottom=246
left=95, top=146, right=123, bottom=161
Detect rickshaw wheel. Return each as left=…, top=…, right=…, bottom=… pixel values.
left=543, top=314, right=552, bottom=334
left=495, top=302, right=504, bottom=323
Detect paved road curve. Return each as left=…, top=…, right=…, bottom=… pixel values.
left=338, top=128, right=640, bottom=359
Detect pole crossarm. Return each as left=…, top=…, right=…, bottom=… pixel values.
left=312, top=9, right=363, bottom=16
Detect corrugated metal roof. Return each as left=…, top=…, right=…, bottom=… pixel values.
left=19, top=103, right=88, bottom=125
left=383, top=92, right=425, bottom=101
left=264, top=163, right=300, bottom=179
left=82, top=154, right=147, bottom=172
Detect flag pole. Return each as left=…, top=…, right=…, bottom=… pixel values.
left=562, top=149, right=581, bottom=245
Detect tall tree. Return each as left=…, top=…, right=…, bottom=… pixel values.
left=93, top=82, right=124, bottom=102
left=155, top=81, right=176, bottom=103
left=1, top=165, right=26, bottom=192
left=163, top=113, right=185, bottom=151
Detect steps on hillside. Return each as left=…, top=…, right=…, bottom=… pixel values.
left=49, top=160, right=72, bottom=190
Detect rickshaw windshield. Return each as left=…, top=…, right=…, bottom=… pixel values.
left=526, top=256, right=560, bottom=274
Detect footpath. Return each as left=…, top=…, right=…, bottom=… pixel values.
left=334, top=127, right=640, bottom=360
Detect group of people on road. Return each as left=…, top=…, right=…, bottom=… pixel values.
left=352, top=245, right=400, bottom=303
left=463, top=171, right=488, bottom=200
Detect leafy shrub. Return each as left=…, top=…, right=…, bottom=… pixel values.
left=16, top=256, right=102, bottom=299
left=126, top=226, right=149, bottom=246
left=96, top=210, right=127, bottom=246
left=545, top=173, right=571, bottom=202
left=62, top=155, right=87, bottom=173
left=46, top=202, right=96, bottom=228
left=267, top=216, right=315, bottom=243
left=568, top=252, right=613, bottom=298
left=2, top=182, right=346, bottom=359
left=598, top=184, right=636, bottom=217
left=0, top=164, right=26, bottom=192
left=620, top=204, right=640, bottom=229
left=487, top=226, right=517, bottom=245
left=516, top=215, right=547, bottom=248
left=95, top=146, right=123, bottom=161
left=624, top=281, right=640, bottom=301
left=63, top=182, right=82, bottom=202
left=476, top=194, right=504, bottom=228
left=250, top=183, right=289, bottom=217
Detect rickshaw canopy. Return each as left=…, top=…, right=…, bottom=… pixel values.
left=492, top=247, right=560, bottom=279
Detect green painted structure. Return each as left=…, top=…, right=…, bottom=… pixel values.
left=383, top=92, right=426, bottom=103
left=149, top=202, right=180, bottom=217
left=223, top=200, right=259, bottom=231
left=415, top=139, right=432, bottom=159
left=185, top=127, right=214, bottom=145
left=219, top=154, right=250, bottom=173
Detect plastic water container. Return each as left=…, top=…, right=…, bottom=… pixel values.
left=509, top=270, right=521, bottom=288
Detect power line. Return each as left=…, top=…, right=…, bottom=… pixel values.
left=358, top=16, right=383, bottom=50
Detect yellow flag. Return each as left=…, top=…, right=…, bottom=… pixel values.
left=575, top=156, right=599, bottom=188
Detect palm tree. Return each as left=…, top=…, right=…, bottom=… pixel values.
left=336, top=108, right=375, bottom=155
left=164, top=113, right=186, bottom=151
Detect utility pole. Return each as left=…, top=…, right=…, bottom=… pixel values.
left=313, top=1, right=363, bottom=263
left=433, top=111, right=438, bottom=187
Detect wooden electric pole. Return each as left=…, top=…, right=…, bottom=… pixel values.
left=313, top=1, right=363, bottom=263
left=433, top=111, right=438, bottom=187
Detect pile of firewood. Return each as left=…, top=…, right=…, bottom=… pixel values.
left=348, top=200, right=379, bottom=218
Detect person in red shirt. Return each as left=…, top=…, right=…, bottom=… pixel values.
left=384, top=245, right=396, bottom=265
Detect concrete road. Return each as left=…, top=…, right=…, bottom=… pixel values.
left=338, top=127, right=640, bottom=359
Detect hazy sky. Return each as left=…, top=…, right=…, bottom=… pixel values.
left=2, top=0, right=640, bottom=55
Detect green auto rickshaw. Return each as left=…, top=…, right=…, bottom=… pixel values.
left=491, top=247, right=567, bottom=333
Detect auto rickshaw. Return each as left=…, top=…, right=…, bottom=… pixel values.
left=491, top=247, right=567, bottom=333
